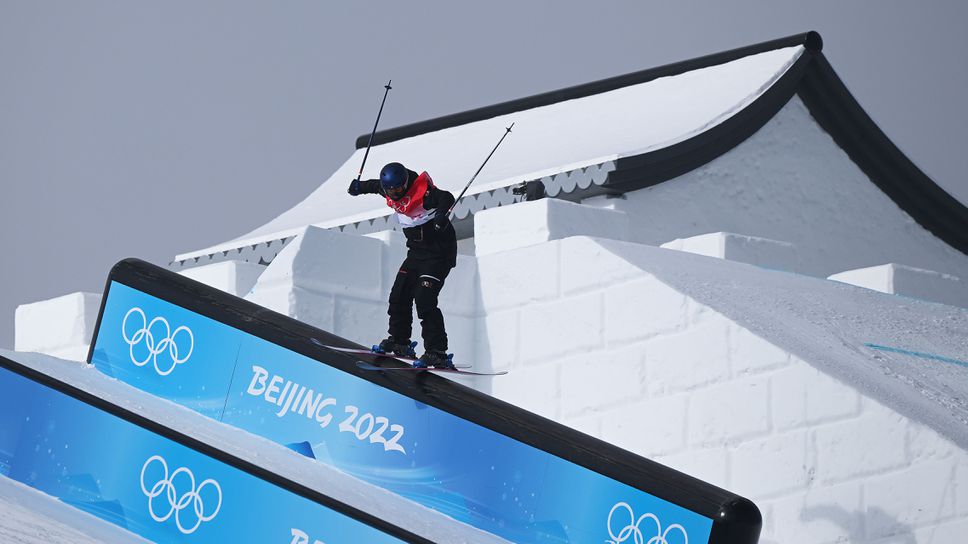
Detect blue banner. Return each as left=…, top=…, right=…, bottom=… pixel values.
left=91, top=281, right=713, bottom=544
left=0, top=363, right=407, bottom=544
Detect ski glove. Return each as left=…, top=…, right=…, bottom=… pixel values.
left=433, top=212, right=450, bottom=231
left=347, top=178, right=362, bottom=196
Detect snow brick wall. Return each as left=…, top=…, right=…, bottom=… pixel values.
left=15, top=187, right=966, bottom=543
left=200, top=194, right=968, bottom=544
left=12, top=36, right=968, bottom=543
left=474, top=234, right=968, bottom=544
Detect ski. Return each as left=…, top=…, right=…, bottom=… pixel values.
left=355, top=361, right=507, bottom=376
left=309, top=338, right=472, bottom=368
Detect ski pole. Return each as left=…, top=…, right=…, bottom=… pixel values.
left=448, top=123, right=514, bottom=217
left=356, top=80, right=393, bottom=181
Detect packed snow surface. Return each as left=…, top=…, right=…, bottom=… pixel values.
left=179, top=46, right=803, bottom=260
left=0, top=349, right=511, bottom=544
left=599, top=238, right=968, bottom=448
left=0, top=475, right=150, bottom=544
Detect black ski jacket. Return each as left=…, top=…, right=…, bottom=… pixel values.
left=358, top=169, right=458, bottom=268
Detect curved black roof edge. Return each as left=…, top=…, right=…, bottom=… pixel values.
left=363, top=30, right=967, bottom=257
left=604, top=47, right=816, bottom=191
left=355, top=31, right=822, bottom=149
left=797, top=53, right=968, bottom=255
left=600, top=40, right=968, bottom=256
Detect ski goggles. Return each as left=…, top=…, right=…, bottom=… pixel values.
left=385, top=185, right=407, bottom=200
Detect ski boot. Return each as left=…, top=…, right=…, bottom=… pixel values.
left=372, top=337, right=417, bottom=358
left=414, top=350, right=456, bottom=370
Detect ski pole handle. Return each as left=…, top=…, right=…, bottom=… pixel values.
left=357, top=80, right=393, bottom=181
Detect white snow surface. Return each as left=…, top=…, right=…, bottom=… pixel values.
left=0, top=349, right=511, bottom=544
left=15, top=292, right=100, bottom=362
left=591, top=237, right=968, bottom=448
left=828, top=263, right=968, bottom=308
left=178, top=45, right=803, bottom=261
left=0, top=474, right=150, bottom=544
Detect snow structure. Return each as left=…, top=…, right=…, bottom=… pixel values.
left=11, top=31, right=968, bottom=543
left=0, top=349, right=509, bottom=544
left=0, top=467, right=150, bottom=544
left=15, top=292, right=101, bottom=362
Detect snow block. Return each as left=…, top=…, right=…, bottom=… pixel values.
left=603, top=276, right=689, bottom=345
left=469, top=235, right=968, bottom=544
left=770, top=361, right=860, bottom=431
left=731, top=431, right=809, bottom=499
left=363, top=229, right=478, bottom=317
left=688, top=375, right=770, bottom=447
left=438, top=255, right=479, bottom=317
left=644, top=315, right=731, bottom=395
left=601, top=393, right=688, bottom=458
left=248, top=226, right=478, bottom=354
left=768, top=479, right=863, bottom=543
left=362, top=229, right=406, bottom=245
left=245, top=227, right=384, bottom=331
left=558, top=347, right=646, bottom=418
left=828, top=263, right=968, bottom=308
left=477, top=241, right=560, bottom=312
left=178, top=260, right=266, bottom=297
left=15, top=292, right=102, bottom=362
left=473, top=198, right=629, bottom=256
left=487, top=361, right=561, bottom=419
left=363, top=229, right=410, bottom=302
left=247, top=226, right=385, bottom=309
left=560, top=236, right=646, bottom=295
left=333, top=297, right=386, bottom=346
left=863, top=458, right=958, bottom=539
left=519, top=292, right=603, bottom=364
left=812, top=401, right=907, bottom=485
left=475, top=310, right=519, bottom=373
left=661, top=232, right=801, bottom=273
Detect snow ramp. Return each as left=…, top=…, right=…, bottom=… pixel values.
left=0, top=351, right=432, bottom=543
left=64, top=257, right=762, bottom=543
left=466, top=233, right=968, bottom=544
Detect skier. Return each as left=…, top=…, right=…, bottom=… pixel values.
left=347, top=162, right=458, bottom=369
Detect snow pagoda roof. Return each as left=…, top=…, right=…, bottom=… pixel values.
left=176, top=31, right=968, bottom=265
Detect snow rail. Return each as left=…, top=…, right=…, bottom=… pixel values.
left=0, top=353, right=428, bottom=543
left=88, top=258, right=761, bottom=544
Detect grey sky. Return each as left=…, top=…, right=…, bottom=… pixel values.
left=2, top=1, right=966, bottom=349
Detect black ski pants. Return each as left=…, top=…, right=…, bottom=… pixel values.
left=387, top=257, right=452, bottom=352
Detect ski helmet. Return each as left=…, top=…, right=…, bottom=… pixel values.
left=380, top=162, right=410, bottom=200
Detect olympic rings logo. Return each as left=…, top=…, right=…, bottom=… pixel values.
left=122, top=307, right=194, bottom=376
left=389, top=196, right=412, bottom=213
left=607, top=502, right=688, bottom=544
left=140, top=455, right=222, bottom=535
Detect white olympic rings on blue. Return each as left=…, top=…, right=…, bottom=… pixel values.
left=140, top=455, right=222, bottom=535
left=122, top=307, right=194, bottom=376
left=607, top=502, right=688, bottom=544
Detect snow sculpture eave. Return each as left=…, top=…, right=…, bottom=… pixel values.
left=175, top=31, right=968, bottom=266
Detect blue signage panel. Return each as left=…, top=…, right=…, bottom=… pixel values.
left=91, top=280, right=714, bottom=544
left=0, top=362, right=408, bottom=544
left=91, top=282, right=242, bottom=419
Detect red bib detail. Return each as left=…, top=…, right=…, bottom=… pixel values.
left=386, top=172, right=432, bottom=220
